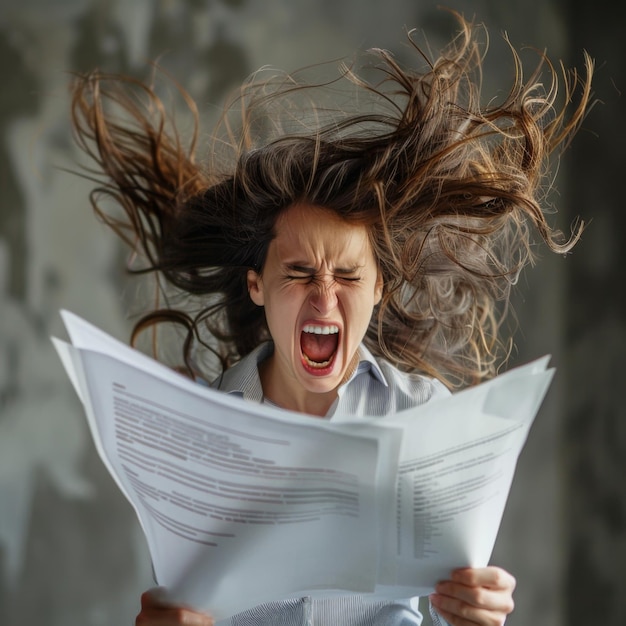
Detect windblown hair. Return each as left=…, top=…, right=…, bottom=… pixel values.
left=70, top=13, right=593, bottom=387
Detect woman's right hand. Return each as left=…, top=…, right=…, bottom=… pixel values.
left=136, top=588, right=215, bottom=626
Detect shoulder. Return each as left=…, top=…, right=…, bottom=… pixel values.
left=210, top=342, right=273, bottom=401
left=336, top=346, right=450, bottom=417
left=376, top=357, right=451, bottom=406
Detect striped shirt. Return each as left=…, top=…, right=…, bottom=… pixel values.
left=212, top=342, right=451, bottom=626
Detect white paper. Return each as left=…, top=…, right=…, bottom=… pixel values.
left=379, top=364, right=554, bottom=596
left=52, top=310, right=554, bottom=620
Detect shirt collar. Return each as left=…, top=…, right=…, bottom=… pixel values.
left=344, top=343, right=389, bottom=389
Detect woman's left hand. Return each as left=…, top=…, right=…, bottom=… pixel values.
left=429, top=566, right=516, bottom=626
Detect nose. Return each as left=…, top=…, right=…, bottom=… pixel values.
left=309, top=275, right=338, bottom=314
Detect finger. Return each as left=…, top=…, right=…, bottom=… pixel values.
left=137, top=591, right=214, bottom=626
left=141, top=587, right=170, bottom=609
left=136, top=607, right=215, bottom=626
left=430, top=594, right=508, bottom=626
left=450, top=566, right=516, bottom=590
left=434, top=581, right=514, bottom=613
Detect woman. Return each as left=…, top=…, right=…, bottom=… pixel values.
left=70, top=12, right=593, bottom=626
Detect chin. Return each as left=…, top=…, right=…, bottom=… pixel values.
left=297, top=362, right=343, bottom=393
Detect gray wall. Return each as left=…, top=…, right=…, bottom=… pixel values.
left=0, top=1, right=622, bottom=625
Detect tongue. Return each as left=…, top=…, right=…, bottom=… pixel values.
left=301, top=332, right=338, bottom=363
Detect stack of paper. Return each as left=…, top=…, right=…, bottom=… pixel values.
left=52, top=310, right=554, bottom=620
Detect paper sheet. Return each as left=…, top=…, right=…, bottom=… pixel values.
left=53, top=310, right=553, bottom=619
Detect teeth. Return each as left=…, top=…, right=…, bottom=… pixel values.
left=302, top=324, right=339, bottom=335
left=303, top=354, right=332, bottom=368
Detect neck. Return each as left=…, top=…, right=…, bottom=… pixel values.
left=258, top=360, right=338, bottom=417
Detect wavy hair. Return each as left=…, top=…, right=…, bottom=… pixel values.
left=69, top=13, right=594, bottom=387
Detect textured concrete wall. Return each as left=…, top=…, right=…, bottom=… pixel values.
left=0, top=1, right=621, bottom=625
left=561, top=2, right=626, bottom=625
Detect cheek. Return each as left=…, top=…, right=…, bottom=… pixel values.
left=344, top=292, right=375, bottom=327
left=266, top=285, right=304, bottom=324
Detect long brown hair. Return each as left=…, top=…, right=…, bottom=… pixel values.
left=69, top=13, right=594, bottom=387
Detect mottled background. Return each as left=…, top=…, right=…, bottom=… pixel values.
left=0, top=1, right=623, bottom=625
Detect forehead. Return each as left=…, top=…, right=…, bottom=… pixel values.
left=273, top=204, right=373, bottom=261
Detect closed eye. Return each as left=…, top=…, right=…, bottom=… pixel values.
left=283, top=264, right=363, bottom=283
left=285, top=264, right=315, bottom=278
left=285, top=274, right=314, bottom=281
left=334, top=268, right=363, bottom=282
left=284, top=275, right=362, bottom=286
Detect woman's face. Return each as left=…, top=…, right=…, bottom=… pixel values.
left=247, top=203, right=383, bottom=411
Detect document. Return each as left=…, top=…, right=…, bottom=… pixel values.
left=52, top=310, right=554, bottom=620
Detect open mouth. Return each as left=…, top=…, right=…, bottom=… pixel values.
left=300, top=324, right=339, bottom=370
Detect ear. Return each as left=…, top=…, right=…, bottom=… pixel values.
left=374, top=269, right=383, bottom=305
left=247, top=269, right=265, bottom=306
